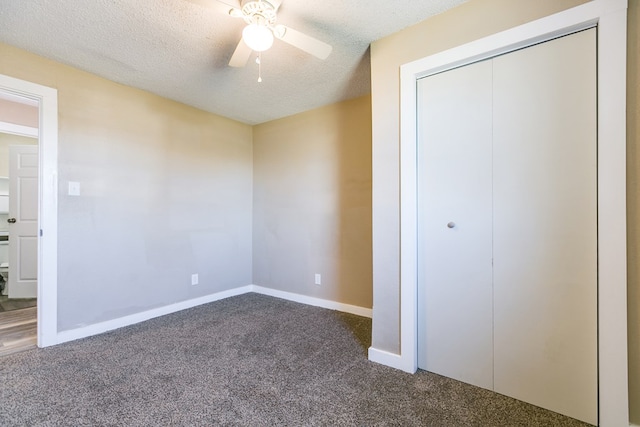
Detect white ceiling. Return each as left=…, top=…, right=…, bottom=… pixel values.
left=0, top=0, right=466, bottom=125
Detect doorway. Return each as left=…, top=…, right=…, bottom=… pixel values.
left=0, top=94, right=38, bottom=355
left=0, top=74, right=58, bottom=348
left=0, top=94, right=39, bottom=304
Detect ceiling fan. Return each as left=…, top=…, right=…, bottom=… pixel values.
left=190, top=0, right=333, bottom=68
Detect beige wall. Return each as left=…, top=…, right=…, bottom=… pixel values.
left=371, top=0, right=639, bottom=422
left=253, top=96, right=372, bottom=309
left=0, top=98, right=38, bottom=128
left=0, top=42, right=254, bottom=331
left=627, top=0, right=640, bottom=422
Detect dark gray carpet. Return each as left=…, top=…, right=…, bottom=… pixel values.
left=0, top=293, right=589, bottom=426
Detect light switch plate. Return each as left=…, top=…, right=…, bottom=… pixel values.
left=68, top=181, right=80, bottom=196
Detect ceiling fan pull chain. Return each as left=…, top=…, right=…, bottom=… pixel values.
left=257, top=52, right=263, bottom=83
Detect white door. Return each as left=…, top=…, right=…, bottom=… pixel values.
left=492, top=29, right=597, bottom=423
left=417, top=59, right=494, bottom=389
left=8, top=145, right=38, bottom=299
left=417, top=29, right=597, bottom=425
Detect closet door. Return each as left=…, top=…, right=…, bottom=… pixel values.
left=492, top=29, right=597, bottom=425
left=416, top=60, right=494, bottom=389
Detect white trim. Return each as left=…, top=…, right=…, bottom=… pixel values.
left=368, top=347, right=408, bottom=371
left=596, top=5, right=629, bottom=425
left=395, top=1, right=628, bottom=426
left=0, top=121, right=38, bottom=138
left=57, top=286, right=253, bottom=344
left=0, top=90, right=38, bottom=106
left=54, top=284, right=372, bottom=345
left=0, top=75, right=58, bottom=348
left=250, top=285, right=373, bottom=318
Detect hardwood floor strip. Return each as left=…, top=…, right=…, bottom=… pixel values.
left=0, top=307, right=37, bottom=328
left=0, top=337, right=36, bottom=356
left=0, top=306, right=37, bottom=356
left=0, top=318, right=36, bottom=332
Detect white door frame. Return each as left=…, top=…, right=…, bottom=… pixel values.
left=0, top=74, right=58, bottom=348
left=397, top=1, right=628, bottom=425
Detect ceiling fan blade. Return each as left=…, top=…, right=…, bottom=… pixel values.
left=229, top=39, right=253, bottom=67
left=274, top=25, right=332, bottom=60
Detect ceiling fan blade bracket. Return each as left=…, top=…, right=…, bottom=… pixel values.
left=264, top=0, right=283, bottom=11
left=272, top=24, right=286, bottom=39
left=240, top=1, right=278, bottom=25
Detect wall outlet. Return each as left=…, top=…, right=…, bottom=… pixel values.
left=314, top=273, right=321, bottom=285
left=191, top=273, right=199, bottom=286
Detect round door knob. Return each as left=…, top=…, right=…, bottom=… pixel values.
left=7, top=218, right=16, bottom=224
left=447, top=222, right=455, bottom=229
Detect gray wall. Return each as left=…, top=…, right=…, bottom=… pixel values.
left=0, top=42, right=254, bottom=331
left=0, top=41, right=374, bottom=334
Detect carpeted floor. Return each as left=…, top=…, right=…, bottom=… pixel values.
left=0, top=293, right=590, bottom=426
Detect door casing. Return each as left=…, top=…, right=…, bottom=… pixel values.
left=392, top=1, right=628, bottom=425
left=0, top=75, right=58, bottom=348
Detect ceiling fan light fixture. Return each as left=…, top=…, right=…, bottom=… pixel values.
left=242, top=23, right=274, bottom=52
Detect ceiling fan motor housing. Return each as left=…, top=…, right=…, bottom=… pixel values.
left=223, top=0, right=332, bottom=66
left=240, top=1, right=278, bottom=26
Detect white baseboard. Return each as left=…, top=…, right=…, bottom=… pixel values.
left=368, top=347, right=416, bottom=373
left=55, top=285, right=253, bottom=345
left=53, top=284, right=372, bottom=346
left=250, top=285, right=372, bottom=318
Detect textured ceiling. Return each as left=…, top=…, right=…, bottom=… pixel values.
left=0, top=0, right=466, bottom=124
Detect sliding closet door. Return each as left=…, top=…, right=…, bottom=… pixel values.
left=492, top=29, right=597, bottom=425
left=416, top=60, right=494, bottom=390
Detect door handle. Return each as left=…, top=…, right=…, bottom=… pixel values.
left=7, top=218, right=16, bottom=224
